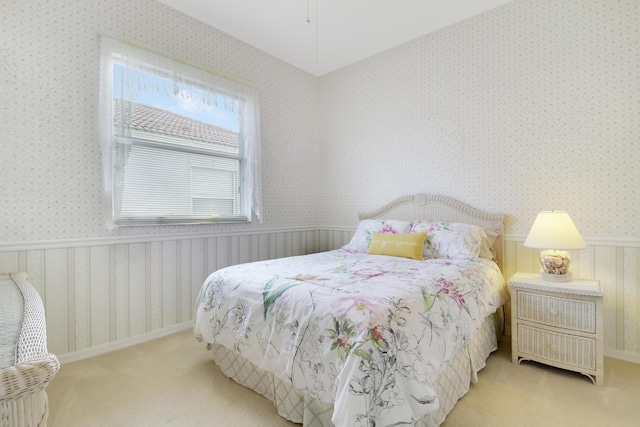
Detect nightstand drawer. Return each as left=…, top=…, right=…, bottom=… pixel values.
left=517, top=291, right=596, bottom=333
left=517, top=324, right=596, bottom=370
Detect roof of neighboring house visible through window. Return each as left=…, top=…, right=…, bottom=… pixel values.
left=113, top=99, right=239, bottom=148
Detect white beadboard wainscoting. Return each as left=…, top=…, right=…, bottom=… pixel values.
left=1, top=229, right=638, bottom=364
left=0, top=228, right=352, bottom=364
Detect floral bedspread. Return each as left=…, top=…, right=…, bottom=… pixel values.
left=194, top=250, right=507, bottom=427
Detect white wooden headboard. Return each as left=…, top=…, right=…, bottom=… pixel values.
left=358, top=194, right=505, bottom=271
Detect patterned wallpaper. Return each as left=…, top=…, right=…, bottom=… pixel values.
left=1, top=0, right=637, bottom=242
left=319, top=0, right=639, bottom=240
left=0, top=0, right=322, bottom=242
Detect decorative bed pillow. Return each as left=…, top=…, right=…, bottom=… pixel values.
left=367, top=232, right=427, bottom=260
left=410, top=221, right=498, bottom=260
left=478, top=228, right=499, bottom=260
left=342, top=220, right=412, bottom=253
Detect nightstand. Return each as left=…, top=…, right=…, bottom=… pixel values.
left=508, top=272, right=604, bottom=386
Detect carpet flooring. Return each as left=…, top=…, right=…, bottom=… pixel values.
left=47, top=329, right=640, bottom=426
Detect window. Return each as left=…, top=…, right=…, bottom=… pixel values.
left=99, top=37, right=262, bottom=226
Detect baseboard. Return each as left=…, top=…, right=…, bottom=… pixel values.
left=56, top=321, right=193, bottom=364
left=604, top=348, right=640, bottom=364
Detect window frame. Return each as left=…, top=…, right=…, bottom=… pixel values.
left=99, top=37, right=262, bottom=227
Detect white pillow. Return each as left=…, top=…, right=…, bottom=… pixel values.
left=410, top=221, right=498, bottom=260
left=343, top=219, right=412, bottom=253
left=479, top=228, right=499, bottom=260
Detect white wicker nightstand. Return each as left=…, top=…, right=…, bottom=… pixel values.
left=508, top=272, right=604, bottom=386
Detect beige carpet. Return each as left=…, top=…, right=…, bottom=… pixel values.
left=47, top=329, right=640, bottom=427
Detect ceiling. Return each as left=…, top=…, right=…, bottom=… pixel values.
left=158, top=0, right=514, bottom=77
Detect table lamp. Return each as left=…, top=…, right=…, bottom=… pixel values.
left=523, top=211, right=586, bottom=282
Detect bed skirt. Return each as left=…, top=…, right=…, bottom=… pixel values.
left=209, top=307, right=504, bottom=426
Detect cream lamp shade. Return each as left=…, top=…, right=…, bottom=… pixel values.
left=524, top=211, right=586, bottom=282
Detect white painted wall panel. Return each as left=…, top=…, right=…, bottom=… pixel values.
left=191, top=238, right=205, bottom=310
left=576, top=246, right=596, bottom=281
left=205, top=238, right=215, bottom=273
left=0, top=252, right=17, bottom=272
left=162, top=241, right=177, bottom=327
left=65, top=248, right=76, bottom=352
left=238, top=235, right=250, bottom=265
left=108, top=246, right=117, bottom=342
left=115, top=245, right=129, bottom=341
left=90, top=246, right=110, bottom=347
left=259, top=234, right=269, bottom=261
left=596, top=246, right=618, bottom=349
left=44, top=249, right=67, bottom=355
left=26, top=251, right=45, bottom=299
left=623, top=248, right=638, bottom=353
left=515, top=245, right=535, bottom=274
left=73, top=247, right=90, bottom=352
left=144, top=243, right=153, bottom=333
left=270, top=233, right=278, bottom=260
left=128, top=243, right=146, bottom=338
left=149, top=242, right=163, bottom=330
left=180, top=239, right=192, bottom=323
left=216, top=237, right=229, bottom=272
left=275, top=233, right=285, bottom=259
left=250, top=234, right=259, bottom=262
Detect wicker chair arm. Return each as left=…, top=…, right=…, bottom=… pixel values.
left=0, top=354, right=60, bottom=401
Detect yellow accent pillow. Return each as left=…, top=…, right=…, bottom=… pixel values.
left=367, top=232, right=426, bottom=260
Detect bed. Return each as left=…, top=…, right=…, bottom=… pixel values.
left=194, top=194, right=508, bottom=426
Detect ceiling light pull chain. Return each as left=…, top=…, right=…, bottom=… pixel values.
left=306, top=0, right=318, bottom=63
